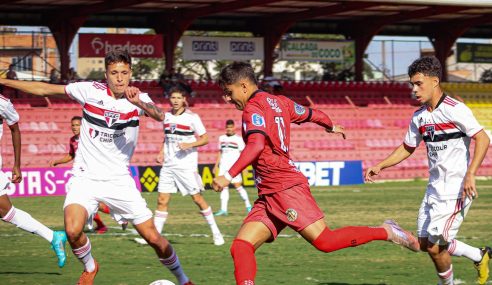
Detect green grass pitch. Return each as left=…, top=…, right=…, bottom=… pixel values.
left=1, top=180, right=491, bottom=284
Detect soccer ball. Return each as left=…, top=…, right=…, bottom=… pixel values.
left=149, top=280, right=176, bottom=285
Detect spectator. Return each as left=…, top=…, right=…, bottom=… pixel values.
left=6, top=65, right=17, bottom=80
left=66, top=67, right=79, bottom=82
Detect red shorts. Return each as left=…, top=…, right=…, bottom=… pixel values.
left=243, top=183, right=324, bottom=241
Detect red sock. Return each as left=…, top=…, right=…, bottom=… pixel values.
left=99, top=204, right=110, bottom=214
left=312, top=226, right=387, bottom=253
left=230, top=239, right=256, bottom=285
left=93, top=213, right=106, bottom=228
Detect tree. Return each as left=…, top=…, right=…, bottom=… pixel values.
left=85, top=70, right=105, bottom=80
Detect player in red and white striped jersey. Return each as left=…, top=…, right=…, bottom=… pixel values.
left=214, top=62, right=419, bottom=285
left=148, top=87, right=224, bottom=246
left=212, top=119, right=252, bottom=216
left=366, top=56, right=491, bottom=285
left=0, top=50, right=194, bottom=285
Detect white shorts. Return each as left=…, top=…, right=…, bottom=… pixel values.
left=158, top=167, right=204, bottom=196
left=63, top=175, right=152, bottom=225
left=218, top=167, right=242, bottom=184
left=0, top=171, right=10, bottom=196
left=417, top=193, right=472, bottom=245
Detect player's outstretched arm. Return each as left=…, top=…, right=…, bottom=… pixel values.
left=364, top=144, right=414, bottom=182
left=8, top=122, right=22, bottom=183
left=462, top=130, right=490, bottom=200
left=0, top=78, right=66, bottom=97
left=124, top=86, right=164, bottom=121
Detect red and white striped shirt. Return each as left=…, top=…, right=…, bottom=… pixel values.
left=162, top=109, right=206, bottom=169
left=65, top=81, right=152, bottom=179
left=404, top=95, right=483, bottom=199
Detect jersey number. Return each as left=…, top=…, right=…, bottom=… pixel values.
left=274, top=117, right=288, bottom=152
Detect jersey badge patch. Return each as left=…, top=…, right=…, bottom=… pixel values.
left=251, top=113, right=265, bottom=127
left=425, top=125, right=435, bottom=141
left=89, top=128, right=99, bottom=139
left=104, top=111, right=120, bottom=127
left=294, top=103, right=306, bottom=115
left=170, top=123, right=177, bottom=133
left=286, top=208, right=298, bottom=222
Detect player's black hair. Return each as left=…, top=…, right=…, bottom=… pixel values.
left=71, top=116, right=82, bottom=122
left=225, top=119, right=234, bottom=126
left=105, top=49, right=132, bottom=69
left=218, top=62, right=258, bottom=89
left=168, top=86, right=188, bottom=97
left=408, top=56, right=441, bottom=80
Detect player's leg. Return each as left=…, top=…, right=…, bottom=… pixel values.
left=64, top=177, right=100, bottom=283
left=155, top=192, right=171, bottom=234
left=134, top=218, right=193, bottom=285
left=175, top=168, right=224, bottom=245
left=191, top=192, right=224, bottom=246
left=0, top=193, right=67, bottom=267
left=154, top=166, right=176, bottom=234
left=427, top=241, right=454, bottom=285
left=233, top=181, right=251, bottom=213
left=214, top=186, right=229, bottom=216
left=110, top=176, right=193, bottom=285
left=232, top=221, right=272, bottom=285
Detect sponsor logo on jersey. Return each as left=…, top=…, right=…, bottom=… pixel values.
left=251, top=113, right=265, bottom=127
left=425, top=125, right=435, bottom=141
left=286, top=208, right=298, bottom=222
left=104, top=111, right=120, bottom=127
left=294, top=102, right=306, bottom=115
left=266, top=97, right=282, bottom=113
left=89, top=128, right=99, bottom=139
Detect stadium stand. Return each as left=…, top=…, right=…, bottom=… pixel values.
left=1, top=81, right=491, bottom=180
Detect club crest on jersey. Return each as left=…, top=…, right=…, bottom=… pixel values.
left=294, top=102, right=306, bottom=115
left=251, top=113, right=265, bottom=127
left=89, top=128, right=99, bottom=139
left=170, top=123, right=177, bottom=133
left=104, top=111, right=120, bottom=127
left=425, top=125, right=435, bottom=141
left=286, top=208, right=298, bottom=222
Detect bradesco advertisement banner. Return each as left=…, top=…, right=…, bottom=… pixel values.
left=182, top=36, right=264, bottom=61
left=138, top=161, right=363, bottom=192
left=3, top=167, right=141, bottom=197
left=280, top=40, right=355, bottom=63
left=456, top=42, right=492, bottom=63
left=79, top=33, right=163, bottom=58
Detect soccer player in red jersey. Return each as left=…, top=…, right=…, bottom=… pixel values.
left=213, top=62, right=420, bottom=285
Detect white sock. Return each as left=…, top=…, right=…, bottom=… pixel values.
left=159, top=246, right=190, bottom=285
left=200, top=207, right=220, bottom=234
left=154, top=210, right=168, bottom=234
left=2, top=206, right=53, bottom=242
left=236, top=186, right=251, bottom=208
left=73, top=239, right=96, bottom=272
left=437, top=264, right=454, bottom=285
left=448, top=239, right=482, bottom=262
left=220, top=187, right=229, bottom=212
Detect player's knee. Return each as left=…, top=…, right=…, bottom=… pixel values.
left=144, top=231, right=163, bottom=247
left=230, top=239, right=255, bottom=259
left=312, top=228, right=337, bottom=253
left=65, top=225, right=83, bottom=242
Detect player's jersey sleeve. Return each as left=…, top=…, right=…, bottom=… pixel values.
left=452, top=103, right=483, bottom=137
left=280, top=96, right=311, bottom=124
left=65, top=82, right=92, bottom=105
left=243, top=101, right=267, bottom=138
left=0, top=99, right=19, bottom=125
left=192, top=113, right=206, bottom=136
left=403, top=116, right=422, bottom=148
left=136, top=92, right=153, bottom=116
